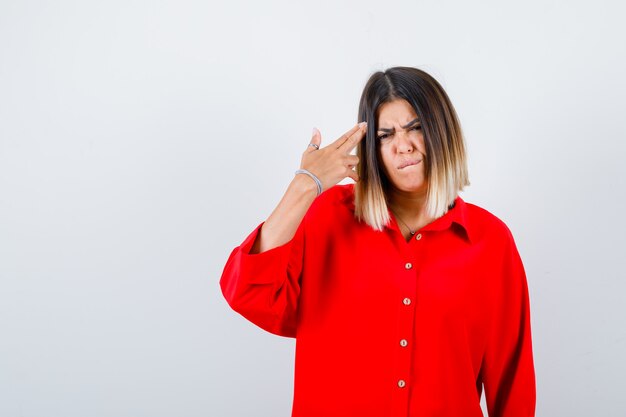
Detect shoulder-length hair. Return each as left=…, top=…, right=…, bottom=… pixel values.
left=355, top=66, right=470, bottom=231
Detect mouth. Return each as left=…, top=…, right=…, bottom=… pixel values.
left=398, top=159, right=422, bottom=169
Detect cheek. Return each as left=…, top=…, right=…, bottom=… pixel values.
left=419, top=135, right=428, bottom=154
left=414, top=133, right=426, bottom=152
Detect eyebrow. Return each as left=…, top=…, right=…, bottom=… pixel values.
left=377, top=117, right=420, bottom=132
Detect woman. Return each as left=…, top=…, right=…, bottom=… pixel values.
left=220, top=66, right=536, bottom=417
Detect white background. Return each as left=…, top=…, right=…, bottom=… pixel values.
left=1, top=1, right=625, bottom=416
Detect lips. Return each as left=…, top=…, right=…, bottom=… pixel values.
left=398, top=159, right=422, bottom=169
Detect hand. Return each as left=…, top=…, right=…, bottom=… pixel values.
left=299, top=122, right=367, bottom=193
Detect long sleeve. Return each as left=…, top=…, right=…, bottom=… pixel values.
left=482, top=231, right=536, bottom=417
left=219, top=220, right=306, bottom=338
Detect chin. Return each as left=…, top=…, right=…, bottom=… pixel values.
left=391, top=180, right=427, bottom=194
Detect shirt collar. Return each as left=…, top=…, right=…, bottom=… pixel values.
left=415, top=196, right=473, bottom=243
left=344, top=186, right=473, bottom=243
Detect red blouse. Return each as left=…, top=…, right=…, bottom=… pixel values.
left=220, top=184, right=536, bottom=417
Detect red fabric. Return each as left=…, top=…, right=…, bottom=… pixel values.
left=220, top=184, right=536, bottom=417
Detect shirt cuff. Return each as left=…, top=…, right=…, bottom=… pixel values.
left=236, top=221, right=299, bottom=285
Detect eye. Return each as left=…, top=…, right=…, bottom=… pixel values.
left=411, top=124, right=422, bottom=131
left=376, top=133, right=390, bottom=140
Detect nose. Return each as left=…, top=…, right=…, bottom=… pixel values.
left=395, top=131, right=413, bottom=153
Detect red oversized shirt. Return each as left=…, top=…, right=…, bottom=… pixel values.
left=220, top=184, right=536, bottom=417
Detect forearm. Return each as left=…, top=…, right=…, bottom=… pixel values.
left=250, top=174, right=318, bottom=254
left=250, top=122, right=365, bottom=254
left=484, top=238, right=536, bottom=416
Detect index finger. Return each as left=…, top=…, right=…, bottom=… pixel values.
left=328, top=123, right=363, bottom=149
left=337, top=122, right=367, bottom=153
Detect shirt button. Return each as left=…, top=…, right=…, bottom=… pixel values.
left=403, top=297, right=411, bottom=305
left=400, top=339, right=408, bottom=347
left=398, top=379, right=406, bottom=388
left=415, top=233, right=422, bottom=240
left=405, top=262, right=412, bottom=270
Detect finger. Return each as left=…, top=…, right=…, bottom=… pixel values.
left=346, top=167, right=359, bottom=182
left=345, top=155, right=359, bottom=167
left=305, top=127, right=322, bottom=153
left=328, top=123, right=363, bottom=149
left=338, top=122, right=367, bottom=153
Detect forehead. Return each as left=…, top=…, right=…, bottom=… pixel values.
left=376, top=99, right=418, bottom=127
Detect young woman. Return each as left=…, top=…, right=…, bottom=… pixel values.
left=220, top=66, right=536, bottom=417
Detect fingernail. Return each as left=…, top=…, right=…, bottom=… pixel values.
left=358, top=122, right=367, bottom=128
left=312, top=127, right=319, bottom=136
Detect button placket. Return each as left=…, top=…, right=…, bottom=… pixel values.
left=391, top=250, right=417, bottom=415
left=393, top=263, right=415, bottom=406
left=395, top=297, right=412, bottom=393
left=392, top=233, right=426, bottom=410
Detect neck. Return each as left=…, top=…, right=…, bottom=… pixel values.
left=387, top=187, right=434, bottom=233
left=387, top=187, right=427, bottom=215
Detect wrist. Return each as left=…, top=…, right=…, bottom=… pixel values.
left=294, top=169, right=322, bottom=196
left=291, top=172, right=319, bottom=197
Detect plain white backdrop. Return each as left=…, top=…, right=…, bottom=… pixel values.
left=1, top=1, right=625, bottom=416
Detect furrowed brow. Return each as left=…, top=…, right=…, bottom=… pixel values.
left=401, top=118, right=421, bottom=128
left=377, top=117, right=420, bottom=132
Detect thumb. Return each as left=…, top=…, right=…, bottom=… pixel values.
left=305, top=127, right=322, bottom=153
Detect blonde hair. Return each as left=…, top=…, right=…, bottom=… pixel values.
left=354, top=67, right=470, bottom=231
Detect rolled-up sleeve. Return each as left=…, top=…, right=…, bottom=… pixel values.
left=483, top=232, right=536, bottom=417
left=219, top=220, right=305, bottom=338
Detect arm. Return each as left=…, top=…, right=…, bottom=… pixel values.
left=219, top=123, right=366, bottom=336
left=483, top=233, right=536, bottom=417
left=219, top=211, right=306, bottom=337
